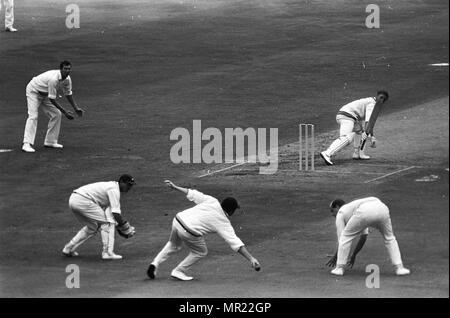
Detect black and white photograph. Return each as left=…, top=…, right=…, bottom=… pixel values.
left=0, top=0, right=448, bottom=304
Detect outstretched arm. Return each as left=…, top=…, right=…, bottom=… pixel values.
left=165, top=180, right=188, bottom=195
left=238, top=246, right=260, bottom=271
left=347, top=234, right=368, bottom=268
left=327, top=214, right=345, bottom=267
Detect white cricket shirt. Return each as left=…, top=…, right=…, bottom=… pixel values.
left=176, top=189, right=245, bottom=252
left=339, top=97, right=376, bottom=122
left=73, top=181, right=122, bottom=214
left=28, top=70, right=73, bottom=99
left=335, top=197, right=381, bottom=240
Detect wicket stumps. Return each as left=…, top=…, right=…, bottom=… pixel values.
left=299, top=124, right=315, bottom=171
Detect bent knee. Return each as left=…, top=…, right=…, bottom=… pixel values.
left=344, top=132, right=356, bottom=143
left=52, top=110, right=62, bottom=118
left=27, top=112, right=38, bottom=120
left=196, top=248, right=208, bottom=257
left=83, top=225, right=99, bottom=235
left=167, top=242, right=182, bottom=252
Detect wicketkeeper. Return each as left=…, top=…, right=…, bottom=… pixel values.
left=146, top=180, right=260, bottom=281
left=320, top=90, right=388, bottom=165
left=62, top=174, right=136, bottom=260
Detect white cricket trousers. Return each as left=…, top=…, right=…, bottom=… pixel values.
left=152, top=218, right=208, bottom=273
left=23, top=83, right=62, bottom=145
left=1, top=0, right=14, bottom=28
left=337, top=199, right=403, bottom=266
left=324, top=116, right=364, bottom=156
left=65, top=193, right=116, bottom=254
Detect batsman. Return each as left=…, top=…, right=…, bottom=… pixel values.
left=320, top=90, right=389, bottom=166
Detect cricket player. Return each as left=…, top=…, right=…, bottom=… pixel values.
left=62, top=174, right=136, bottom=260
left=1, top=0, right=17, bottom=32
left=146, top=180, right=261, bottom=281
left=320, top=91, right=389, bottom=166
left=326, top=197, right=410, bottom=276
left=22, top=61, right=84, bottom=153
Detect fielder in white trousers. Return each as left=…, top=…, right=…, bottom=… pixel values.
left=24, top=82, right=63, bottom=146
left=22, top=62, right=84, bottom=153
left=328, top=197, right=410, bottom=276
left=147, top=180, right=260, bottom=281
left=1, top=0, right=16, bottom=31
left=152, top=217, right=208, bottom=275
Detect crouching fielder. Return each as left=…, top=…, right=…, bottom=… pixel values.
left=62, top=174, right=136, bottom=260
left=147, top=180, right=260, bottom=281
left=320, top=90, right=388, bottom=166
left=326, top=197, right=410, bottom=276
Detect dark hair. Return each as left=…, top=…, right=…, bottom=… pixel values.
left=377, top=90, right=389, bottom=101
left=118, top=174, right=135, bottom=185
left=330, top=199, right=345, bottom=209
left=221, top=197, right=240, bottom=215
left=60, top=60, right=72, bottom=69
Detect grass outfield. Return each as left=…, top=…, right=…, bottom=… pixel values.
left=0, top=0, right=448, bottom=297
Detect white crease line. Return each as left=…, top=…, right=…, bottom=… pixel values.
left=257, top=169, right=385, bottom=175
left=429, top=63, right=449, bottom=66
left=295, top=170, right=385, bottom=175
left=355, top=163, right=419, bottom=168
left=198, top=162, right=248, bottom=178
left=364, top=166, right=417, bottom=183
left=196, top=151, right=279, bottom=178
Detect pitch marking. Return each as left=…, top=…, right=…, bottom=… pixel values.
left=429, top=63, right=449, bottom=67
left=364, top=166, right=417, bottom=183
left=0, top=149, right=13, bottom=153
left=198, top=162, right=247, bottom=178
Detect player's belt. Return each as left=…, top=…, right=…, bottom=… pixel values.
left=72, top=191, right=94, bottom=202
left=37, top=91, right=49, bottom=96
left=175, top=216, right=202, bottom=237
left=337, top=111, right=360, bottom=121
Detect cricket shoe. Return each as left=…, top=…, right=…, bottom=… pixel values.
left=320, top=151, right=333, bottom=166
left=395, top=266, right=411, bottom=276
left=22, top=143, right=35, bottom=153
left=147, top=263, right=158, bottom=279
left=102, top=252, right=123, bottom=260
left=5, top=26, right=18, bottom=32
left=62, top=246, right=79, bottom=257
left=331, top=267, right=345, bottom=276
left=171, top=269, right=194, bottom=281
left=44, top=142, right=64, bottom=149
left=353, top=151, right=370, bottom=160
